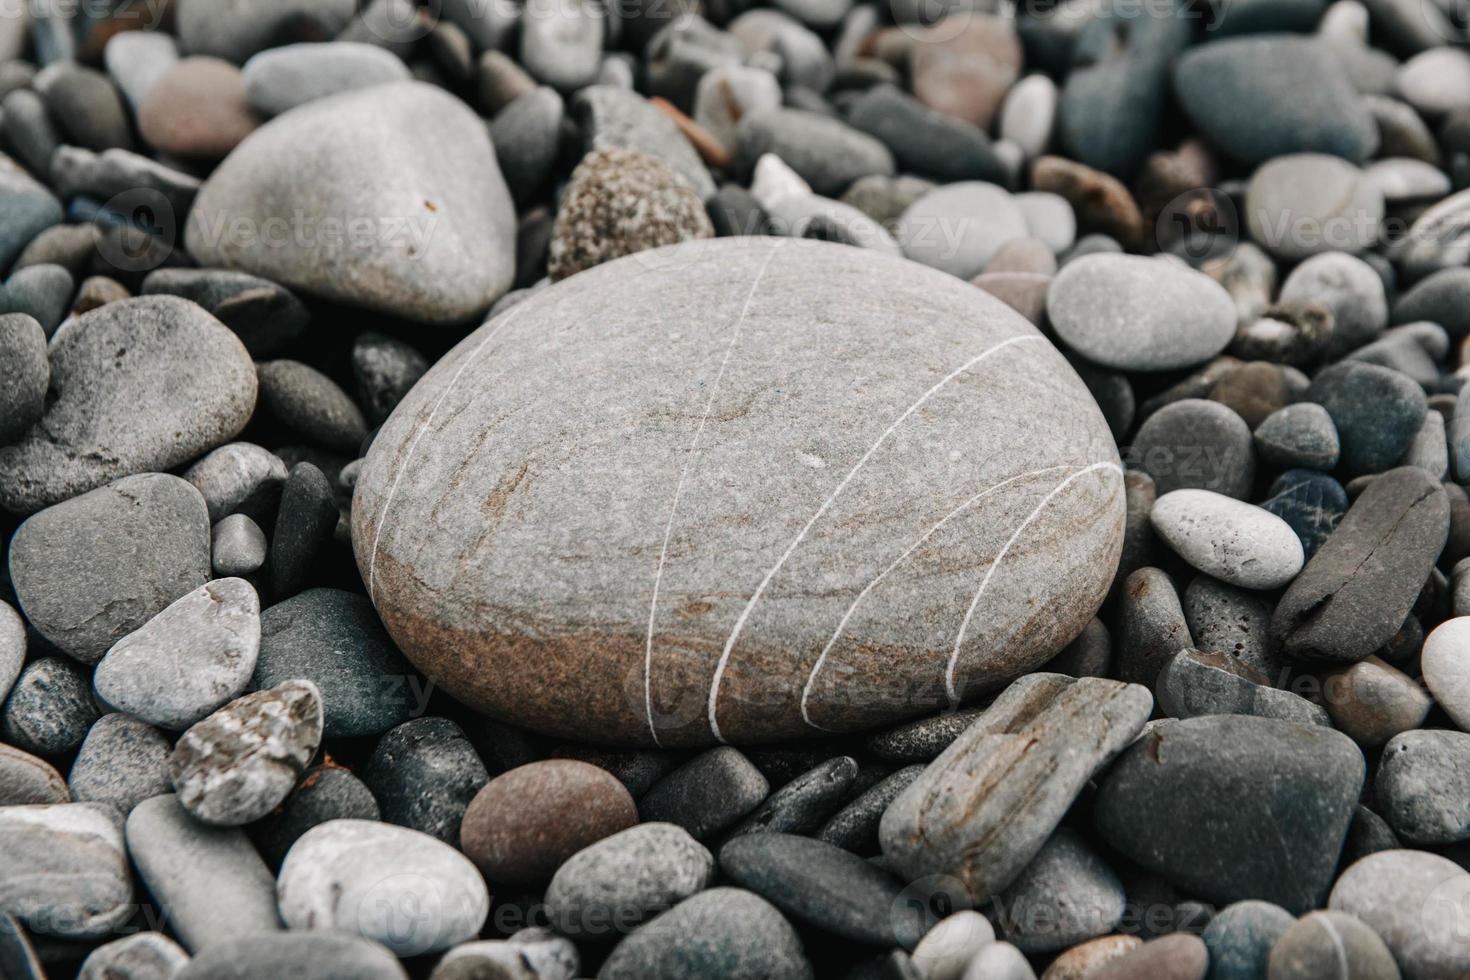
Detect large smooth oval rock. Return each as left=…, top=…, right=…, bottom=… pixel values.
left=187, top=82, right=515, bottom=325
left=1329, top=850, right=1470, bottom=980
left=353, top=238, right=1124, bottom=746
left=0, top=297, right=256, bottom=513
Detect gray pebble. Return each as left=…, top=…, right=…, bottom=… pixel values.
left=50, top=145, right=201, bottom=220
left=1267, top=910, right=1400, bottom=980
left=1202, top=900, right=1296, bottom=980
left=726, top=756, right=857, bottom=838
left=183, top=442, right=288, bottom=524
left=0, top=802, right=133, bottom=940
left=170, top=679, right=323, bottom=826
left=816, top=764, right=923, bottom=855
left=520, top=0, right=604, bottom=92
left=0, top=601, right=23, bottom=708
left=1254, top=403, right=1341, bottom=471
left=103, top=30, right=178, bottom=110
left=546, top=822, right=714, bottom=937
left=78, top=932, right=190, bottom=980
left=735, top=107, right=894, bottom=198
left=352, top=332, right=429, bottom=425
left=125, top=794, right=281, bottom=953
left=175, top=0, right=357, bottom=64
left=176, top=932, right=405, bottom=980
left=0, top=162, right=63, bottom=273
left=212, top=514, right=266, bottom=576
left=0, top=264, right=73, bottom=338
left=897, top=181, right=1027, bottom=279
left=1376, top=729, right=1470, bottom=845
left=846, top=84, right=1006, bottom=185
left=1149, top=489, right=1304, bottom=590
left=639, top=747, right=770, bottom=842
left=94, top=578, right=261, bottom=731
left=573, top=85, right=716, bottom=199
left=269, top=462, right=338, bottom=598
left=1182, top=576, right=1279, bottom=680
left=141, top=268, right=309, bottom=358
left=256, top=360, right=368, bottom=456
left=430, top=930, right=578, bottom=980
left=1156, top=648, right=1330, bottom=727
left=993, top=828, right=1124, bottom=954
left=0, top=313, right=47, bottom=445
left=1, top=657, right=100, bottom=757
left=67, top=713, right=172, bottom=816
left=1116, top=567, right=1192, bottom=688
left=1130, top=399, right=1255, bottom=499
left=599, top=887, right=812, bottom=980
left=250, top=764, right=380, bottom=868
left=1244, top=154, right=1382, bottom=263
left=0, top=90, right=60, bottom=179
left=241, top=41, right=410, bottom=118
left=491, top=87, right=566, bottom=204
left=362, top=717, right=488, bottom=844
left=1329, top=849, right=1470, bottom=980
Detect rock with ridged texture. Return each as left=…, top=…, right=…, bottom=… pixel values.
left=353, top=238, right=1125, bottom=747
left=879, top=673, right=1152, bottom=903
left=8, top=473, right=211, bottom=663
left=0, top=297, right=256, bottom=513
left=186, top=82, right=515, bottom=325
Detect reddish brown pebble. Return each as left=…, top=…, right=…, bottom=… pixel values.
left=1031, top=155, right=1145, bottom=247
left=138, top=57, right=260, bottom=159
left=1040, top=934, right=1143, bottom=980
left=459, top=759, right=638, bottom=885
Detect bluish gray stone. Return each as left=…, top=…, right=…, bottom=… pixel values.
left=241, top=42, right=410, bottom=118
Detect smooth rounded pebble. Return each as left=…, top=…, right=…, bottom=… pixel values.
left=546, top=822, right=715, bottom=936
left=255, top=360, right=368, bottom=456
left=1420, top=616, right=1470, bottom=732
left=0, top=803, right=133, bottom=940
left=460, top=760, right=638, bottom=886
left=176, top=931, right=407, bottom=980
left=78, top=932, right=189, bottom=980
left=897, top=181, right=1028, bottom=280
left=1048, top=254, right=1236, bottom=372
left=213, top=514, right=267, bottom=577
left=277, top=819, right=490, bottom=957
left=1149, top=489, right=1304, bottom=590
left=1244, top=154, right=1383, bottom=262
left=911, top=910, right=995, bottom=980
left=352, top=238, right=1124, bottom=746
left=1330, top=850, right=1470, bottom=980
left=0, top=313, right=47, bottom=445
left=1129, top=399, right=1255, bottom=499
left=597, top=887, right=812, bottom=980
left=241, top=41, right=410, bottom=118
left=1254, top=404, right=1341, bottom=472
left=1202, top=901, right=1296, bottom=980
left=0, top=297, right=256, bottom=513
left=1267, top=910, right=1400, bottom=980
left=1375, top=730, right=1470, bottom=845
left=637, top=746, right=769, bottom=841
left=0, top=745, right=69, bottom=805
left=95, top=577, right=261, bottom=730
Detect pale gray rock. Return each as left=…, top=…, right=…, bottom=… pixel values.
left=177, top=933, right=405, bottom=980
left=351, top=239, right=1124, bottom=746
left=241, top=42, right=410, bottom=118
left=897, top=181, right=1028, bottom=280
left=79, top=932, right=190, bottom=980
left=94, top=578, right=262, bottom=731
left=1245, top=154, right=1382, bottom=262
left=1048, top=254, right=1236, bottom=371
left=963, top=943, right=1036, bottom=980
left=694, top=65, right=782, bottom=152
left=126, top=794, right=281, bottom=952
left=1376, top=730, right=1470, bottom=845
left=0, top=313, right=46, bottom=445
left=0, top=803, right=133, bottom=940
left=1277, top=251, right=1388, bottom=357
left=0, top=600, right=22, bottom=706
left=187, top=82, right=515, bottom=324
left=7, top=474, right=211, bottom=663
left=520, top=0, right=604, bottom=92
left=68, top=714, right=172, bottom=816
left=546, top=822, right=715, bottom=936
left=879, top=673, right=1152, bottom=903
left=183, top=442, right=288, bottom=523
left=1330, top=850, right=1470, bottom=980
left=0, top=297, right=256, bottom=513
left=213, top=514, right=267, bottom=577
left=1422, top=616, right=1470, bottom=732
left=1267, top=910, right=1400, bottom=980
left=104, top=31, right=179, bottom=110
left=276, top=819, right=489, bottom=956
left=169, top=680, right=323, bottom=826
left=1149, top=489, right=1304, bottom=590
left=431, top=932, right=579, bottom=980
left=176, top=0, right=358, bottom=63
left=910, top=911, right=994, bottom=980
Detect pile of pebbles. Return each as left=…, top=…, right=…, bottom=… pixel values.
left=3, top=0, right=1470, bottom=978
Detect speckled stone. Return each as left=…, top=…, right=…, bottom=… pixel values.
left=67, top=713, right=172, bottom=816
left=255, top=360, right=368, bottom=456
left=1129, top=399, right=1255, bottom=500
left=1149, top=490, right=1303, bottom=589
left=0, top=313, right=46, bottom=445
left=1308, top=362, right=1426, bottom=477
left=993, top=828, right=1125, bottom=954
left=0, top=299, right=256, bottom=514
left=1040, top=936, right=1142, bottom=980
left=598, top=888, right=812, bottom=980
left=547, top=822, right=714, bottom=936
left=638, top=746, right=769, bottom=841
left=213, top=514, right=266, bottom=576
left=548, top=149, right=714, bottom=282
left=1267, top=910, right=1401, bottom=980
left=277, top=819, right=489, bottom=957
left=352, top=239, right=1125, bottom=747
left=361, top=717, right=488, bottom=844
left=1, top=657, right=100, bottom=756
left=1376, top=730, right=1470, bottom=845
left=169, top=680, right=323, bottom=826
left=250, top=764, right=380, bottom=868
left=1321, top=656, right=1432, bottom=748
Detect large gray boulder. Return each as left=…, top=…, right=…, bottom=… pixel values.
left=186, top=82, right=515, bottom=325
left=353, top=239, right=1124, bottom=746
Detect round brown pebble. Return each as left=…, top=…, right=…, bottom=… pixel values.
left=138, top=57, right=259, bottom=159
left=459, top=759, right=638, bottom=886
left=1041, top=934, right=1144, bottom=980
left=1088, top=933, right=1209, bottom=980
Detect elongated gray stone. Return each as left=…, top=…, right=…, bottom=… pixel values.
left=879, top=673, right=1152, bottom=902
left=352, top=238, right=1124, bottom=747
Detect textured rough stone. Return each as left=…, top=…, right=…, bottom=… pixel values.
left=0, top=803, right=133, bottom=940
left=353, top=238, right=1124, bottom=746
left=187, top=82, right=515, bottom=324
left=430, top=931, right=577, bottom=980
left=362, top=718, right=488, bottom=844
left=0, top=657, right=99, bottom=756
left=169, top=680, right=323, bottom=826
left=95, top=578, right=261, bottom=730
left=0, top=298, right=256, bottom=513
left=1272, top=468, right=1449, bottom=663
left=1376, top=730, right=1470, bottom=845
left=573, top=85, right=717, bottom=200
left=598, top=888, right=811, bottom=980
left=638, top=746, right=769, bottom=841
left=546, top=822, right=714, bottom=936
left=68, top=714, right=171, bottom=816
left=277, top=819, right=489, bottom=957
left=880, top=674, right=1152, bottom=903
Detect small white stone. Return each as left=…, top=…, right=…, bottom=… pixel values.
left=278, top=819, right=489, bottom=957
left=911, top=910, right=995, bottom=980
left=998, top=74, right=1056, bottom=160
left=750, top=152, right=811, bottom=209
left=1150, top=489, right=1305, bottom=590
left=1422, top=616, right=1470, bottom=733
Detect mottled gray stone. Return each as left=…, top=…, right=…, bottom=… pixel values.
left=1255, top=403, right=1340, bottom=472
left=68, top=713, right=172, bottom=816
left=352, top=239, right=1124, bottom=746
left=1329, top=850, right=1470, bottom=980
left=1156, top=648, right=1329, bottom=728
left=78, top=933, right=189, bottom=980
left=0, top=745, right=69, bottom=806
left=726, top=756, right=857, bottom=838
left=125, top=794, right=281, bottom=953
left=1376, top=730, right=1470, bottom=845
left=250, top=764, right=380, bottom=868
left=993, top=828, right=1123, bottom=954
left=186, top=82, right=515, bottom=324
left=95, top=578, right=261, bottom=730
left=0, top=313, right=46, bottom=445
left=1321, top=656, right=1431, bottom=748
left=213, top=514, right=266, bottom=577
left=183, top=443, right=288, bottom=523
left=8, top=474, right=211, bottom=663
left=1095, top=716, right=1365, bottom=914
left=176, top=0, right=358, bottom=63
left=1150, top=490, right=1303, bottom=590
left=0, top=298, right=256, bottom=513
left=170, top=680, right=323, bottom=826
left=1, top=657, right=100, bottom=756
left=880, top=674, right=1152, bottom=903
left=0, top=601, right=21, bottom=707
left=1116, top=567, right=1192, bottom=688
left=1268, top=910, right=1401, bottom=980
left=241, top=42, right=409, bottom=117
left=352, top=332, right=428, bottom=425
left=1049, top=254, right=1236, bottom=372
left=1182, top=577, right=1276, bottom=679
left=546, top=822, right=714, bottom=936
left=277, top=819, right=489, bottom=956
left=0, top=803, right=133, bottom=940
left=598, top=888, right=812, bottom=980
left=256, top=360, right=368, bottom=456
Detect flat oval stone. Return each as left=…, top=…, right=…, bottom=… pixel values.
left=897, top=182, right=1028, bottom=280
left=1156, top=649, right=1328, bottom=728
left=1094, top=715, right=1365, bottom=914
left=277, top=818, right=489, bottom=957
left=68, top=713, right=171, bottom=816
left=241, top=41, right=410, bottom=118
left=1308, top=362, right=1426, bottom=477
left=353, top=238, right=1124, bottom=746
left=1041, top=935, right=1141, bottom=980
left=1320, top=656, right=1431, bottom=748
left=1244, top=154, right=1382, bottom=262
left=1048, top=254, right=1236, bottom=372
left=0, top=745, right=69, bottom=806
left=546, top=822, right=714, bottom=936
left=1271, top=467, right=1449, bottom=663
left=638, top=746, right=769, bottom=841
left=0, top=803, right=133, bottom=940
left=598, top=887, right=811, bottom=980
left=1422, top=617, right=1470, bottom=731
left=1149, top=490, right=1304, bottom=590
left=1130, top=399, right=1255, bottom=499
left=95, top=577, right=261, bottom=730
left=0, top=297, right=256, bottom=513
left=186, top=82, right=515, bottom=324
left=1329, top=850, right=1470, bottom=980
left=176, top=932, right=406, bottom=980
left=175, top=0, right=357, bottom=63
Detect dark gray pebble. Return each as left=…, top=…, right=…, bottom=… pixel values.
left=1, top=656, right=100, bottom=756
left=362, top=717, right=489, bottom=844
left=352, top=332, right=429, bottom=425
left=1129, top=398, right=1255, bottom=499
left=269, top=462, right=340, bottom=598
left=256, top=360, right=368, bottom=456
left=1307, top=362, right=1426, bottom=477
left=726, top=756, right=858, bottom=838
left=816, top=764, right=923, bottom=855
left=1260, top=469, right=1349, bottom=561
left=141, top=268, right=310, bottom=357
left=0, top=265, right=72, bottom=337
left=251, top=764, right=381, bottom=868
left=639, top=746, right=770, bottom=841
left=598, top=887, right=811, bottom=980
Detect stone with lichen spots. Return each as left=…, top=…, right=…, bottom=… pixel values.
left=353, top=239, right=1123, bottom=746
